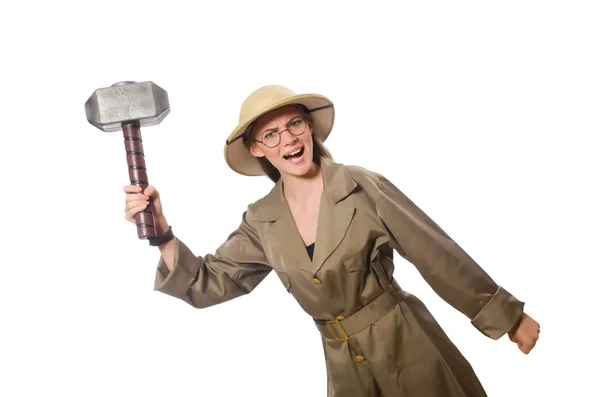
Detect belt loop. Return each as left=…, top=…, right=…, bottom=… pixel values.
left=371, top=258, right=393, bottom=289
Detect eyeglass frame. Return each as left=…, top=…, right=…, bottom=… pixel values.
left=249, top=116, right=310, bottom=148
left=228, top=104, right=334, bottom=148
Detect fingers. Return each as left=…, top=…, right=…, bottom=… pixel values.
left=123, top=184, right=163, bottom=224
left=510, top=313, right=541, bottom=354
left=123, top=184, right=142, bottom=193
left=144, top=185, right=159, bottom=198
left=144, top=185, right=163, bottom=216
left=123, top=184, right=152, bottom=223
left=124, top=203, right=149, bottom=222
left=124, top=198, right=149, bottom=221
left=124, top=195, right=149, bottom=210
left=517, top=331, right=540, bottom=355
left=517, top=339, right=529, bottom=354
left=125, top=193, right=149, bottom=204
left=520, top=340, right=536, bottom=354
left=123, top=184, right=159, bottom=196
left=124, top=185, right=156, bottom=204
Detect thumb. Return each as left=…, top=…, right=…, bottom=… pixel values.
left=144, top=185, right=159, bottom=198
left=519, top=340, right=533, bottom=355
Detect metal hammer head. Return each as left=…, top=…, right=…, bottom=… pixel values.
left=85, top=81, right=170, bottom=132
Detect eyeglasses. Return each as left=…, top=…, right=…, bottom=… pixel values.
left=251, top=117, right=308, bottom=148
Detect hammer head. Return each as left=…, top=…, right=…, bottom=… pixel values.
left=85, top=81, right=170, bottom=132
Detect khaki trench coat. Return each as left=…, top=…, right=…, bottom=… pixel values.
left=154, top=156, right=525, bottom=396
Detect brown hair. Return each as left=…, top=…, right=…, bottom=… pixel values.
left=242, top=105, right=334, bottom=183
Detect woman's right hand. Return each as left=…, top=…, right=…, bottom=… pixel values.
left=123, top=185, right=165, bottom=228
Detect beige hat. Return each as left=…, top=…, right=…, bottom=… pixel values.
left=224, top=85, right=335, bottom=176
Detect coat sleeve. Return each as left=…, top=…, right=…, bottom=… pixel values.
left=374, top=173, right=524, bottom=340
left=153, top=209, right=272, bottom=309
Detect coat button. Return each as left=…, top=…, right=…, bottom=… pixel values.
left=312, top=278, right=321, bottom=285
left=354, top=355, right=365, bottom=363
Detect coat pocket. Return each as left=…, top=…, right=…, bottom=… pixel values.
left=341, top=243, right=371, bottom=272
left=276, top=271, right=292, bottom=292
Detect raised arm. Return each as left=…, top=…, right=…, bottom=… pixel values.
left=124, top=184, right=272, bottom=309
left=153, top=209, right=273, bottom=309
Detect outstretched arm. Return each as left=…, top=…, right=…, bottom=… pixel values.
left=375, top=173, right=527, bottom=341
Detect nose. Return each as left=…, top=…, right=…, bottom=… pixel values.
left=280, top=128, right=298, bottom=146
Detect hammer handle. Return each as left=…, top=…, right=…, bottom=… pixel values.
left=123, top=123, right=156, bottom=240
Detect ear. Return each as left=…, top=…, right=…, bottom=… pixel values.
left=249, top=143, right=266, bottom=158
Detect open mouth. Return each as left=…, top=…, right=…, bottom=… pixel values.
left=283, top=147, right=304, bottom=161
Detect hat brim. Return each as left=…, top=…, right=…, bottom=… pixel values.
left=224, top=93, right=335, bottom=176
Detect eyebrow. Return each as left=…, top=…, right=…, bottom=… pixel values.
left=259, top=115, right=303, bottom=133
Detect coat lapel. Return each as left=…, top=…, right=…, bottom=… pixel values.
left=307, top=157, right=358, bottom=274
left=264, top=181, right=311, bottom=270
left=259, top=157, right=359, bottom=275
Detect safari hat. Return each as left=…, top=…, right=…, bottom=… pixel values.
left=224, top=85, right=335, bottom=176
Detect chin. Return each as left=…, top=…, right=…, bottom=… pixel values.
left=287, top=162, right=312, bottom=176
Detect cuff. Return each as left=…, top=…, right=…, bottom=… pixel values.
left=153, top=238, right=203, bottom=299
left=470, top=285, right=525, bottom=340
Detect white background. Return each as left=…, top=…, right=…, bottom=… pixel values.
left=1, top=1, right=598, bottom=396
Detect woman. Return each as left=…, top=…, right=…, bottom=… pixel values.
left=124, top=85, right=540, bottom=396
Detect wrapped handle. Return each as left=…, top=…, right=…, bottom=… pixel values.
left=123, top=123, right=156, bottom=239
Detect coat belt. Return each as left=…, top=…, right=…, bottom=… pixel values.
left=314, top=281, right=404, bottom=341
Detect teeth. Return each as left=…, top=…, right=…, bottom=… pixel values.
left=285, top=147, right=302, bottom=157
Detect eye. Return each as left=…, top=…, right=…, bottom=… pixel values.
left=263, top=131, right=276, bottom=140
left=290, top=119, right=302, bottom=127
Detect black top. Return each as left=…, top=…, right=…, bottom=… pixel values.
left=306, top=242, right=315, bottom=261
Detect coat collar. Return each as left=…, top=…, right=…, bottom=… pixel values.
left=252, top=156, right=358, bottom=222
left=252, top=156, right=359, bottom=275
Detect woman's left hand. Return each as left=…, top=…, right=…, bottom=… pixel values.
left=508, top=312, right=540, bottom=354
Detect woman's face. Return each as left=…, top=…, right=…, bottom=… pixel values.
left=249, top=105, right=314, bottom=177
